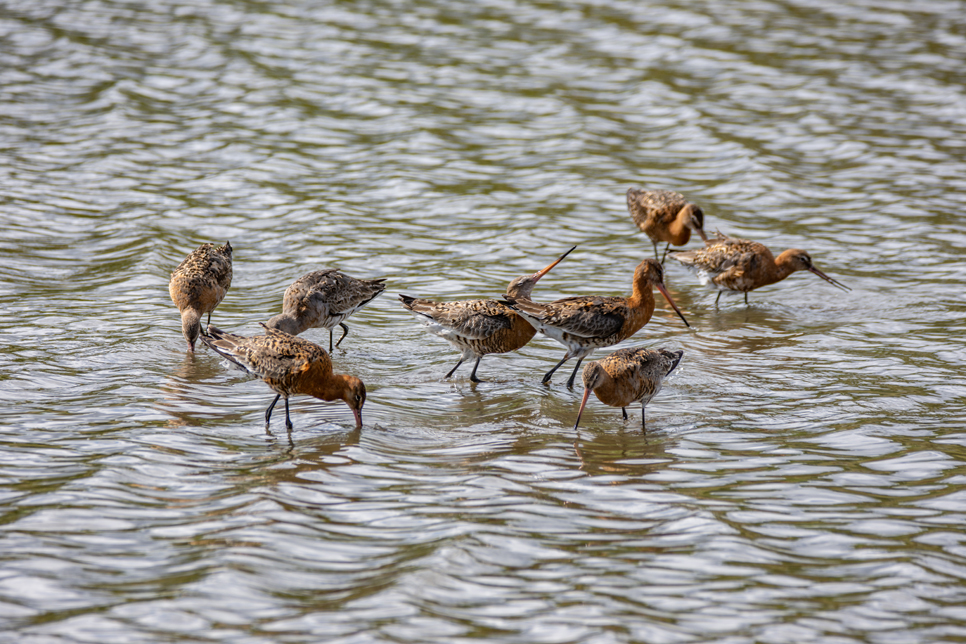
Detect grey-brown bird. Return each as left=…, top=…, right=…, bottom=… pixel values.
left=264, top=269, right=386, bottom=351
left=168, top=241, right=233, bottom=352
left=627, top=188, right=709, bottom=263
left=504, top=258, right=689, bottom=388
left=202, top=324, right=365, bottom=430
left=573, top=347, right=683, bottom=431
left=668, top=232, right=850, bottom=306
left=399, top=246, right=575, bottom=382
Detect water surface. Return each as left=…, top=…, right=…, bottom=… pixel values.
left=2, top=0, right=966, bottom=642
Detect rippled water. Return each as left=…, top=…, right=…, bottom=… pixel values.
left=2, top=0, right=966, bottom=641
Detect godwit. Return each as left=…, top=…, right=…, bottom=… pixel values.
left=668, top=232, right=850, bottom=306
left=202, top=324, right=365, bottom=429
left=627, top=188, right=709, bottom=263
left=399, top=246, right=575, bottom=382
left=504, top=258, right=689, bottom=388
left=265, top=269, right=386, bottom=352
left=168, top=241, right=233, bottom=352
left=573, top=347, right=683, bottom=431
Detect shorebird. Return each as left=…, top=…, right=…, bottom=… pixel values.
left=668, top=232, right=850, bottom=306
left=627, top=188, right=709, bottom=263
left=399, top=246, right=575, bottom=382
left=168, top=241, right=233, bottom=352
left=504, top=258, right=690, bottom=388
left=573, top=347, right=683, bottom=431
left=202, top=324, right=365, bottom=429
left=265, top=269, right=386, bottom=352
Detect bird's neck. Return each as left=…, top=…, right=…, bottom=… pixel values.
left=770, top=252, right=801, bottom=284
left=265, top=313, right=305, bottom=335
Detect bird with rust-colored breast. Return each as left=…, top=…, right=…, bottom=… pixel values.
left=202, top=324, right=365, bottom=430
left=169, top=241, right=233, bottom=352
left=573, top=347, right=683, bottom=432
left=668, top=232, right=850, bottom=307
left=399, top=246, right=575, bottom=382
left=265, top=269, right=386, bottom=352
left=627, top=188, right=709, bottom=263
left=504, top=258, right=690, bottom=389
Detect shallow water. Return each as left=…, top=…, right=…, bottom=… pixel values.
left=2, top=0, right=966, bottom=642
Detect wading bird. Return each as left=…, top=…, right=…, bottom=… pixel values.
left=265, top=269, right=386, bottom=351
left=202, top=324, right=365, bottom=430
left=627, top=188, right=709, bottom=263
left=668, top=232, right=850, bottom=306
left=504, top=258, right=689, bottom=388
left=399, top=246, right=575, bottom=382
left=169, top=241, right=233, bottom=352
left=573, top=347, right=683, bottom=431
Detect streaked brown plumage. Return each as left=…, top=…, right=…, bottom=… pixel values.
left=201, top=324, right=365, bottom=430
left=573, top=347, right=683, bottom=431
left=168, top=241, right=233, bottom=352
left=399, top=246, right=575, bottom=382
left=668, top=232, right=850, bottom=306
left=627, top=188, right=709, bottom=263
left=504, top=258, right=690, bottom=388
left=265, top=269, right=387, bottom=351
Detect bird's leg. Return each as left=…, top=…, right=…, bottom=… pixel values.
left=744, top=292, right=749, bottom=305
left=622, top=407, right=628, bottom=421
left=652, top=241, right=660, bottom=262
left=641, top=405, right=647, bottom=433
left=335, top=323, right=349, bottom=349
left=265, top=394, right=280, bottom=425
left=445, top=359, right=464, bottom=379
left=715, top=291, right=722, bottom=309
left=661, top=243, right=670, bottom=264
left=284, top=397, right=293, bottom=430
left=542, top=354, right=571, bottom=385
left=565, top=358, right=584, bottom=389
left=469, top=356, right=483, bottom=383
left=207, top=313, right=211, bottom=326
left=328, top=329, right=334, bottom=353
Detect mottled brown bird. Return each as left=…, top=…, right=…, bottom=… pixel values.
left=504, top=258, right=690, bottom=388
left=201, top=324, right=365, bottom=430
left=627, top=188, right=709, bottom=263
left=168, top=241, right=233, bottom=352
left=399, top=246, right=575, bottom=382
left=265, top=269, right=387, bottom=352
left=573, top=347, right=683, bottom=431
left=668, top=232, right=850, bottom=306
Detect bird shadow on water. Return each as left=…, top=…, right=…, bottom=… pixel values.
left=571, top=422, right=674, bottom=476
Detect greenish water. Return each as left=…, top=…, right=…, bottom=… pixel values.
left=2, top=1, right=966, bottom=642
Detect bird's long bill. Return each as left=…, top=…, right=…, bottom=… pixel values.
left=696, top=227, right=709, bottom=243
left=808, top=266, right=851, bottom=292
left=655, top=283, right=691, bottom=328
left=353, top=408, right=363, bottom=429
left=534, top=245, right=577, bottom=281
left=572, top=386, right=592, bottom=431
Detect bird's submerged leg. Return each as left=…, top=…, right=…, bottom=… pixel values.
left=542, top=354, right=571, bottom=385
left=284, top=397, right=293, bottom=430
left=469, top=356, right=483, bottom=383
left=335, top=323, right=349, bottom=349
left=265, top=394, right=281, bottom=425
left=622, top=408, right=628, bottom=421
left=445, top=359, right=464, bottom=379
left=565, top=358, right=584, bottom=389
